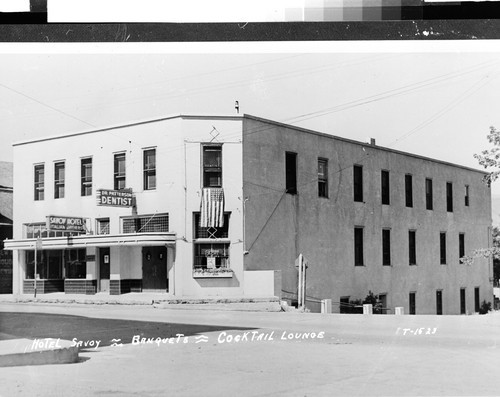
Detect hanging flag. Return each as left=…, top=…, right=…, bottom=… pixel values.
left=200, top=188, right=225, bottom=227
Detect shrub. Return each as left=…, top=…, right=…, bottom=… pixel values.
left=479, top=300, right=492, bottom=315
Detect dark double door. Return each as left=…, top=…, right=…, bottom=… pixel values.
left=142, top=246, right=168, bottom=291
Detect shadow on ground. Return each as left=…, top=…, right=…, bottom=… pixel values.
left=0, top=312, right=257, bottom=349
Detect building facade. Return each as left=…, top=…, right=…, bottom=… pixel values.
left=4, top=114, right=493, bottom=314
left=0, top=161, right=13, bottom=294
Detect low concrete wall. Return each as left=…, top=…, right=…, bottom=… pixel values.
left=244, top=270, right=279, bottom=297
left=0, top=338, right=79, bottom=367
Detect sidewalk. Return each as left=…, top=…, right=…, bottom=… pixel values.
left=0, top=292, right=282, bottom=311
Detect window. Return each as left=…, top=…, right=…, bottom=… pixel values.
left=203, top=145, right=222, bottom=188
left=81, top=157, right=92, bottom=196
left=474, top=287, right=480, bottom=313
left=285, top=152, right=297, bottom=194
left=440, top=232, right=447, bottom=265
left=34, top=164, right=45, bottom=201
left=114, top=153, right=126, bottom=190
left=340, top=297, right=350, bottom=314
left=143, top=148, right=156, bottom=190
left=54, top=161, right=65, bottom=199
left=436, top=290, right=443, bottom=315
left=459, top=233, right=465, bottom=262
left=65, top=248, right=86, bottom=279
left=122, top=214, right=169, bottom=233
left=25, top=250, right=63, bottom=280
left=409, top=292, right=416, bottom=315
left=194, top=212, right=229, bottom=239
left=378, top=294, right=387, bottom=314
left=24, top=223, right=81, bottom=238
left=318, top=158, right=328, bottom=198
left=465, top=185, right=470, bottom=207
left=446, top=182, right=453, bottom=212
left=96, top=218, right=110, bottom=235
left=409, top=230, right=417, bottom=265
left=193, top=212, right=230, bottom=270
left=353, top=165, right=363, bottom=202
left=354, top=227, right=364, bottom=266
left=405, top=174, right=413, bottom=208
left=382, top=229, right=391, bottom=266
left=425, top=178, right=433, bottom=210
left=381, top=170, right=390, bottom=205
left=460, top=288, right=466, bottom=314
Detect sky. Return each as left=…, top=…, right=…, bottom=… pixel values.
left=1, top=42, right=500, bottom=199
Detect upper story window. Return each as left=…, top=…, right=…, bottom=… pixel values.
left=194, top=212, right=230, bottom=239
left=440, top=232, right=447, bottom=265
left=446, top=182, right=453, bottom=212
left=381, top=170, right=390, bottom=205
left=96, top=218, right=110, bottom=235
left=382, top=229, right=391, bottom=266
left=459, top=233, right=465, bottom=262
left=354, top=227, right=364, bottom=266
left=425, top=178, right=433, bottom=210
left=285, top=152, right=297, bottom=195
left=122, top=214, right=169, bottom=233
left=54, top=161, right=65, bottom=199
left=353, top=165, right=363, bottom=202
left=465, top=185, right=470, bottom=207
left=143, top=148, right=156, bottom=190
left=409, top=230, right=417, bottom=266
left=81, top=157, right=92, bottom=196
left=318, top=158, right=328, bottom=198
left=114, top=153, right=126, bottom=190
left=34, top=164, right=45, bottom=201
left=405, top=174, right=413, bottom=208
left=202, top=145, right=222, bottom=188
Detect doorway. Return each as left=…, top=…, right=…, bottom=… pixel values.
left=142, top=246, right=168, bottom=291
left=409, top=292, right=416, bottom=315
left=99, top=247, right=110, bottom=292
left=436, top=290, right=443, bottom=315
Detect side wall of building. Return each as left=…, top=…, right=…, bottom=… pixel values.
left=243, top=117, right=493, bottom=314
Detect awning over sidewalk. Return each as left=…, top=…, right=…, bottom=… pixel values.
left=3, top=232, right=177, bottom=250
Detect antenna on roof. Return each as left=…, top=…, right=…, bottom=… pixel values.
left=235, top=101, right=239, bottom=114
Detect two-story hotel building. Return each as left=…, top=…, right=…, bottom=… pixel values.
left=5, top=114, right=493, bottom=314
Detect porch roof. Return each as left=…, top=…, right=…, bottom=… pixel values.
left=3, top=232, right=177, bottom=250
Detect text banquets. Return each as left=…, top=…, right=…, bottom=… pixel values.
left=130, top=330, right=325, bottom=346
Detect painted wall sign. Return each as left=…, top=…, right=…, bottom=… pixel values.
left=97, top=189, right=134, bottom=207
left=46, top=216, right=86, bottom=232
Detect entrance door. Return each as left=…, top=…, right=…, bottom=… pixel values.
left=460, top=288, right=466, bottom=314
left=436, top=290, right=443, bottom=315
left=409, top=292, right=416, bottom=315
left=142, top=247, right=167, bottom=291
left=99, top=248, right=110, bottom=292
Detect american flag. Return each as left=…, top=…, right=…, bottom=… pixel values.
left=200, top=188, right=225, bottom=228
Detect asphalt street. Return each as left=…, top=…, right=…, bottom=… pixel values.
left=1, top=303, right=500, bottom=397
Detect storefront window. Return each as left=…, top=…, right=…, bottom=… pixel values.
left=65, top=249, right=87, bottom=279
left=193, top=243, right=230, bottom=270
left=25, top=250, right=63, bottom=279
